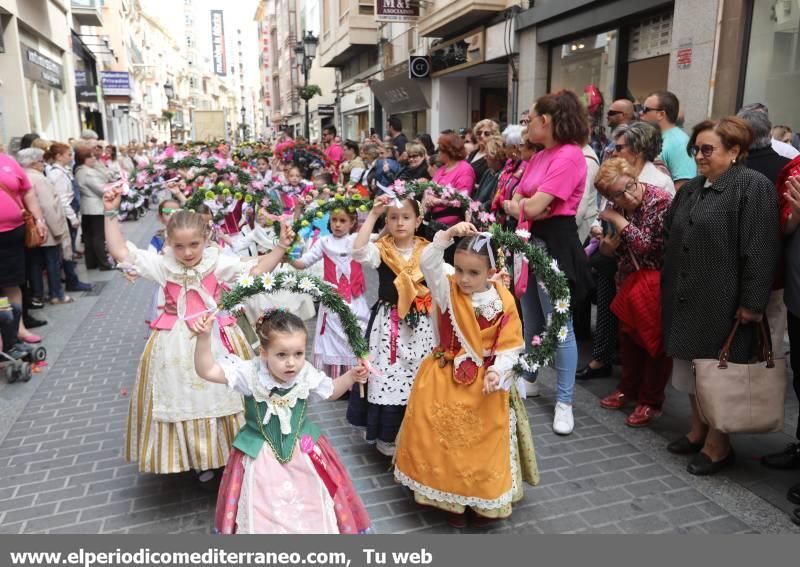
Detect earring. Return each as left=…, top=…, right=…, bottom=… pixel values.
left=732, top=158, right=737, bottom=165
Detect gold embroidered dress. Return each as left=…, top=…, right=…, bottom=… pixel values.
left=394, top=235, right=539, bottom=518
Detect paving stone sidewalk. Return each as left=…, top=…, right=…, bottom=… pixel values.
left=0, top=214, right=798, bottom=534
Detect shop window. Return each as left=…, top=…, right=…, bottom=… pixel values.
left=625, top=13, right=672, bottom=105
left=550, top=30, right=618, bottom=119
left=742, top=0, right=800, bottom=130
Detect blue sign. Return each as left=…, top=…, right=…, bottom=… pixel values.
left=100, top=71, right=131, bottom=96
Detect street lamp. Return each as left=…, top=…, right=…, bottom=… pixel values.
left=240, top=105, right=247, bottom=142
left=294, top=30, right=318, bottom=140
left=163, top=81, right=175, bottom=142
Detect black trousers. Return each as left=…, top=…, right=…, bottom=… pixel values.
left=786, top=310, right=800, bottom=440
left=81, top=214, right=110, bottom=270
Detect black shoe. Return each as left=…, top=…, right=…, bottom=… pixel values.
left=791, top=508, right=800, bottom=527
left=66, top=281, right=93, bottom=292
left=23, top=315, right=47, bottom=329
left=760, top=443, right=800, bottom=470
left=667, top=436, right=705, bottom=455
left=575, top=364, right=612, bottom=380
left=788, top=482, right=800, bottom=505
left=687, top=450, right=735, bottom=476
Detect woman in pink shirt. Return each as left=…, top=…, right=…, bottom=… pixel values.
left=0, top=151, right=48, bottom=343
left=503, top=90, right=593, bottom=436
left=429, top=132, right=476, bottom=226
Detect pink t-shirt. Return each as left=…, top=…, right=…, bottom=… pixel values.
left=432, top=160, right=476, bottom=194
left=516, top=143, right=587, bottom=218
left=0, top=154, right=32, bottom=232
left=324, top=144, right=344, bottom=167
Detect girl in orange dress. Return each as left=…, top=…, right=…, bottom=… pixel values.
left=394, top=222, right=539, bottom=528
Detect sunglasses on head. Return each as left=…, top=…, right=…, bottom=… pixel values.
left=690, top=144, right=717, bottom=158
left=160, top=207, right=178, bottom=214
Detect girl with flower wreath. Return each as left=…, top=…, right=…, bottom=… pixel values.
left=346, top=194, right=436, bottom=457
left=191, top=309, right=371, bottom=534
left=290, top=206, right=369, bottom=379
left=102, top=185, right=295, bottom=486
left=394, top=222, right=539, bottom=529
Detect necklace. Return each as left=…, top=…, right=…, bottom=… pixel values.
left=252, top=390, right=307, bottom=465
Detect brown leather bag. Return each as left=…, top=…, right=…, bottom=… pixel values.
left=0, top=181, right=43, bottom=248
left=693, top=321, right=786, bottom=433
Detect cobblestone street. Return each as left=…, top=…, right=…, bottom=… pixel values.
left=1, top=214, right=799, bottom=535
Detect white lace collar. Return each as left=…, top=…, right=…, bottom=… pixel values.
left=471, top=286, right=503, bottom=321
left=254, top=359, right=308, bottom=394
left=251, top=361, right=314, bottom=435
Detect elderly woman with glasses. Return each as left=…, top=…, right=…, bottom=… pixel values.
left=18, top=148, right=72, bottom=306
left=593, top=158, right=673, bottom=427
left=611, top=122, right=675, bottom=195
left=662, top=117, right=780, bottom=475
left=430, top=132, right=477, bottom=226
left=467, top=119, right=501, bottom=183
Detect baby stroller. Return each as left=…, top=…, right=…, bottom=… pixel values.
left=0, top=299, right=46, bottom=383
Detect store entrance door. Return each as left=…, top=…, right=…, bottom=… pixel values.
left=480, top=89, right=508, bottom=125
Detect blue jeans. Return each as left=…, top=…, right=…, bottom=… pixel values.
left=520, top=271, right=578, bottom=405
left=27, top=245, right=65, bottom=300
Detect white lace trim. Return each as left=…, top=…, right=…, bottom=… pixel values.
left=475, top=297, right=503, bottom=322
left=446, top=292, right=483, bottom=374
left=394, top=408, right=519, bottom=510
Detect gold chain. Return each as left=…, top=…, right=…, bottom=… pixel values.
left=251, top=393, right=307, bottom=465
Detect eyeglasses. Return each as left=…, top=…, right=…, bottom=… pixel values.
left=408, top=153, right=423, bottom=159
left=608, top=180, right=637, bottom=201
left=520, top=118, right=531, bottom=125
left=613, top=144, right=628, bottom=153
left=690, top=144, right=717, bottom=158
left=641, top=106, right=664, bottom=115
left=607, top=110, right=624, bottom=117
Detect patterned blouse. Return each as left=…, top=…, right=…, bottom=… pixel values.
left=613, top=183, right=673, bottom=286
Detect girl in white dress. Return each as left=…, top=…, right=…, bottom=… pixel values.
left=291, top=208, right=370, bottom=379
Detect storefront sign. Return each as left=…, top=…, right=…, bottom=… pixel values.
left=430, top=29, right=485, bottom=77
left=100, top=71, right=131, bottom=96
left=75, top=69, right=88, bottom=87
left=677, top=43, right=692, bottom=69
left=21, top=45, right=64, bottom=90
left=317, top=104, right=335, bottom=117
left=375, top=0, right=419, bottom=23
left=76, top=85, right=98, bottom=103
left=210, top=10, right=227, bottom=76
left=370, top=74, right=430, bottom=114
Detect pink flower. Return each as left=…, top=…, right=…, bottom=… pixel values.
left=214, top=161, right=224, bottom=171
left=163, top=146, right=175, bottom=159
left=251, top=180, right=264, bottom=190
left=135, top=172, right=149, bottom=186
left=469, top=201, right=480, bottom=212
left=531, top=335, right=542, bottom=347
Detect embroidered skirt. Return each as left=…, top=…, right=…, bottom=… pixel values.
left=124, top=327, right=249, bottom=474
left=214, top=436, right=371, bottom=534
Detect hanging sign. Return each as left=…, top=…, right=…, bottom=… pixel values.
left=375, top=0, right=419, bottom=23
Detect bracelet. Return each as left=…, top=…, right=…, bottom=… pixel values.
left=275, top=242, right=290, bottom=250
left=35, top=218, right=46, bottom=224
left=104, top=210, right=120, bottom=218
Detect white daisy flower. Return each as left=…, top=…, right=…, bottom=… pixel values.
left=550, top=259, right=561, bottom=273
left=557, top=326, right=568, bottom=342
left=260, top=273, right=275, bottom=291
left=518, top=358, right=531, bottom=372
left=554, top=298, right=570, bottom=314
left=282, top=274, right=297, bottom=288
left=515, top=228, right=531, bottom=240
left=298, top=277, right=317, bottom=293
left=238, top=274, right=255, bottom=288
left=531, top=362, right=540, bottom=373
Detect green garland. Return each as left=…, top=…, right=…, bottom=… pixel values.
left=291, top=194, right=371, bottom=242
left=183, top=184, right=283, bottom=218
left=490, top=225, right=572, bottom=375
left=219, top=271, right=369, bottom=359
left=130, top=156, right=253, bottom=188
left=399, top=180, right=497, bottom=230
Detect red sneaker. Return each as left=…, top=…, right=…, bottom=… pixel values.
left=626, top=404, right=662, bottom=427
left=600, top=390, right=627, bottom=410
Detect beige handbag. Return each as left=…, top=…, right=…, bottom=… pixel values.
left=693, top=321, right=785, bottom=434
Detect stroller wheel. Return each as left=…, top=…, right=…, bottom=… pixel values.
left=20, top=362, right=32, bottom=382
left=31, top=346, right=47, bottom=362
left=5, top=364, right=19, bottom=383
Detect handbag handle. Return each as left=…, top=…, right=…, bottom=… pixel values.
left=718, top=320, right=774, bottom=369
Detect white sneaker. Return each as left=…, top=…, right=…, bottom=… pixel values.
left=376, top=440, right=396, bottom=457
left=553, top=402, right=574, bottom=435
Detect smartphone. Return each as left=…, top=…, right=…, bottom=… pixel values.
left=601, top=220, right=616, bottom=237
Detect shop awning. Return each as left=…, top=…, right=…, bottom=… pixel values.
left=370, top=75, right=430, bottom=115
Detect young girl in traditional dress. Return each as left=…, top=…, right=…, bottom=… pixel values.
left=102, top=185, right=294, bottom=485
left=290, top=207, right=369, bottom=379
left=346, top=194, right=436, bottom=457
left=190, top=309, right=371, bottom=534
left=394, top=222, right=539, bottom=528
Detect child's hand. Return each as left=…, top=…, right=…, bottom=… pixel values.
left=351, top=364, right=369, bottom=384
left=371, top=195, right=392, bottom=217
left=189, top=314, right=215, bottom=337
left=482, top=370, right=501, bottom=394
left=490, top=268, right=511, bottom=289
left=445, top=222, right=478, bottom=240
left=103, top=184, right=123, bottom=211
left=278, top=221, right=296, bottom=248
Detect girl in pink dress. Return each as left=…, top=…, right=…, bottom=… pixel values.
left=191, top=309, right=371, bottom=534
left=102, top=186, right=294, bottom=485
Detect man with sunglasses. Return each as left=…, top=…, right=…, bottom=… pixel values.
left=601, top=99, right=635, bottom=163
left=641, top=91, right=696, bottom=190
